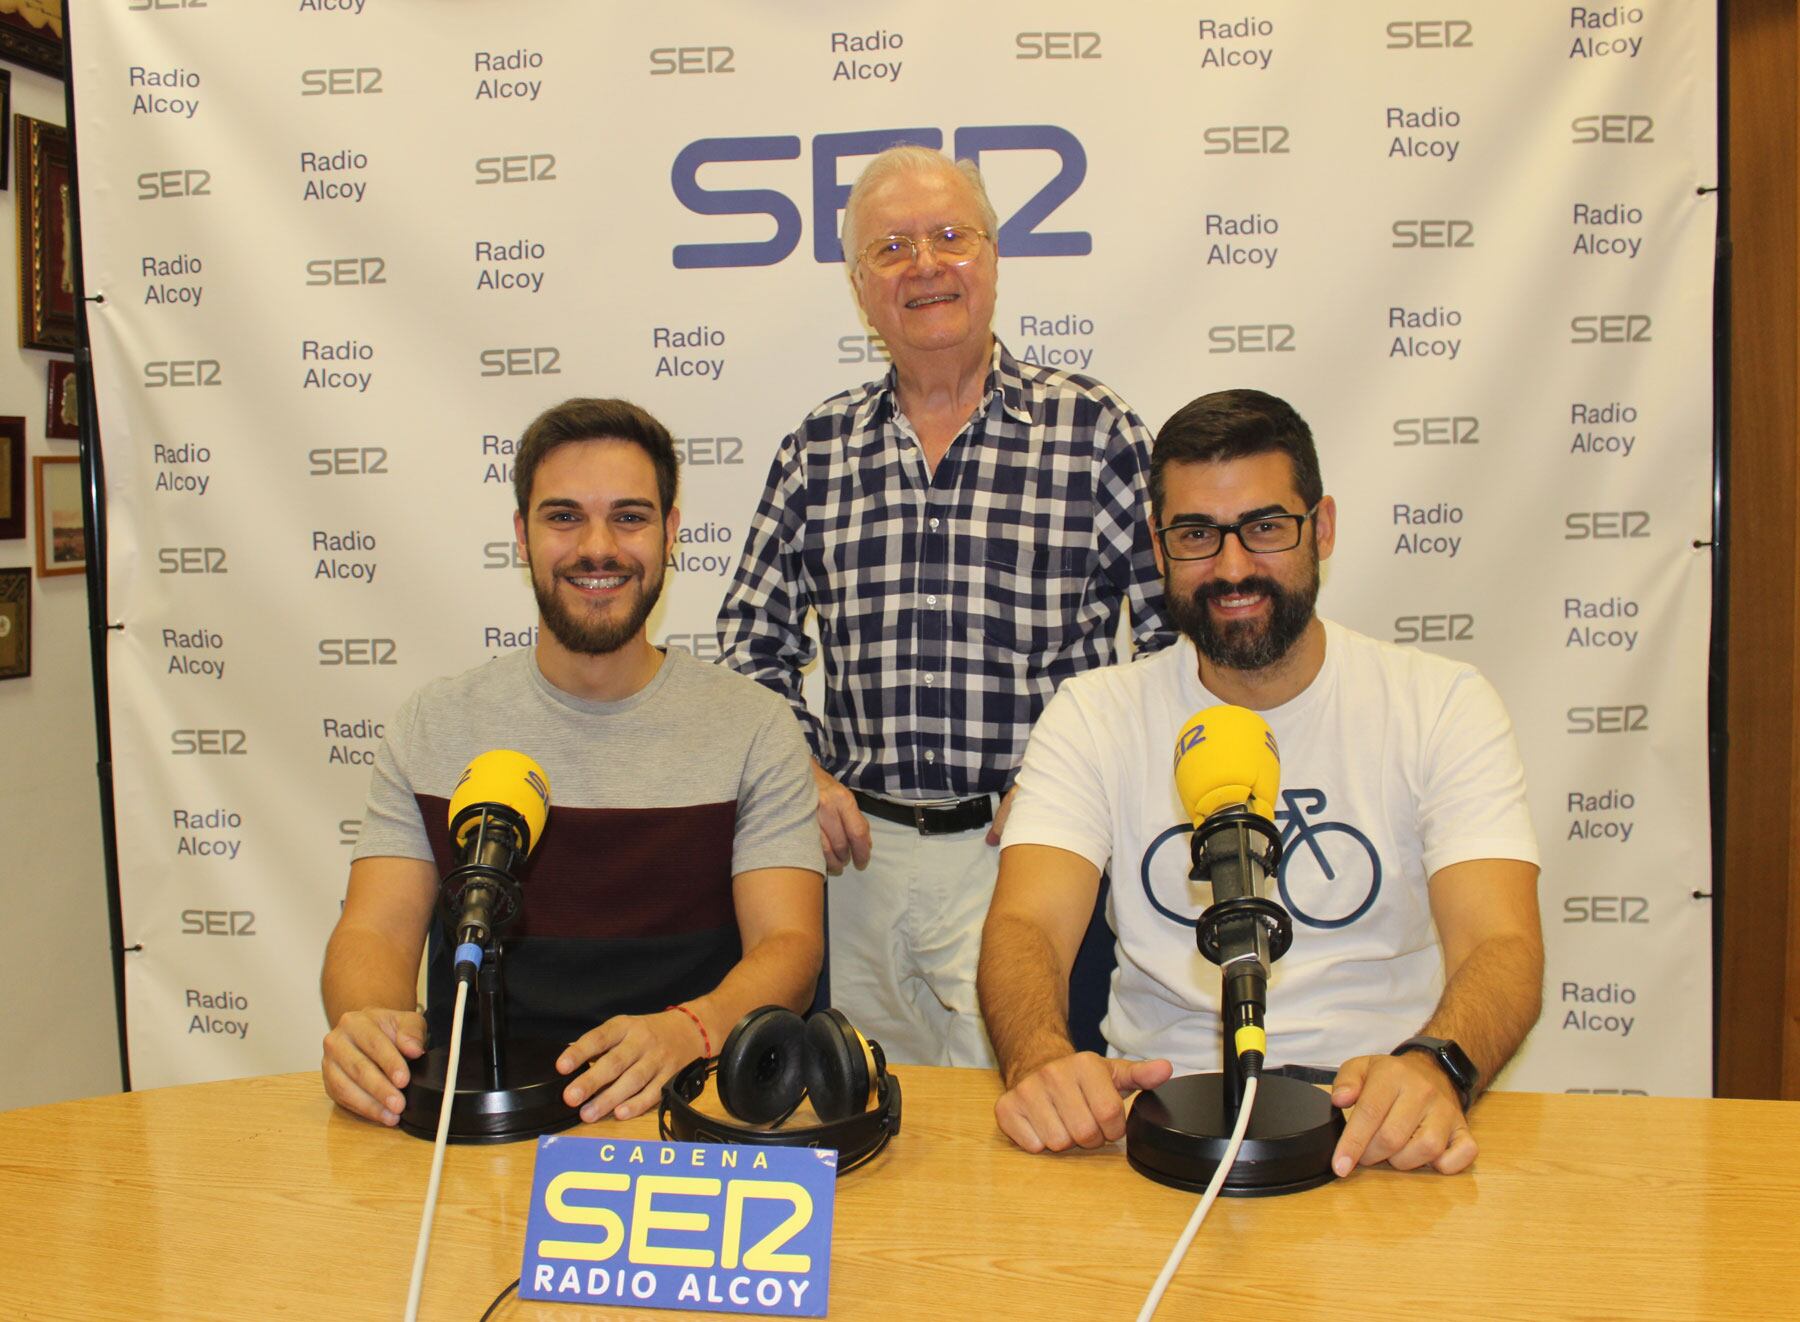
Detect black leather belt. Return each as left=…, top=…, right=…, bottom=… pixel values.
left=852, top=790, right=993, bottom=836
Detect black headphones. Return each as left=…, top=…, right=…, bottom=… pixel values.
left=658, top=1006, right=902, bottom=1175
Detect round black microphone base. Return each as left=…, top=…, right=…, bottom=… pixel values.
left=399, top=1037, right=582, bottom=1145
left=1126, top=1072, right=1344, bottom=1197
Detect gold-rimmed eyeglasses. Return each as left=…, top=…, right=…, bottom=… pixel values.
left=856, top=224, right=992, bottom=274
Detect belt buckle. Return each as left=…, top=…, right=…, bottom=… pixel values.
left=913, top=804, right=931, bottom=833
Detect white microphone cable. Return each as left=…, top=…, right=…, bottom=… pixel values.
left=1133, top=1074, right=1260, bottom=1322
left=404, top=945, right=482, bottom=1322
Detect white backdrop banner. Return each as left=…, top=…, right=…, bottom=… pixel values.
left=68, top=1, right=1716, bottom=1095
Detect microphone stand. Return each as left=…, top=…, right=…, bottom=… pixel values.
left=398, top=819, right=582, bottom=1145
left=1125, top=808, right=1344, bottom=1196
left=479, top=945, right=506, bottom=1092
left=398, top=936, right=583, bottom=1145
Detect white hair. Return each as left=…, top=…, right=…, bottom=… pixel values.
left=839, top=146, right=999, bottom=270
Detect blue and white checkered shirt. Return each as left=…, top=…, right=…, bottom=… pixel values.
left=717, top=343, right=1173, bottom=799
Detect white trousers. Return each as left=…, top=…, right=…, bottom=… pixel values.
left=825, top=813, right=1001, bottom=1069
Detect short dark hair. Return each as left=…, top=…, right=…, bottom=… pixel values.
left=1150, top=389, right=1324, bottom=519
left=512, top=398, right=679, bottom=517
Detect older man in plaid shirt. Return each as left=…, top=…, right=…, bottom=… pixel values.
left=717, top=146, right=1171, bottom=1067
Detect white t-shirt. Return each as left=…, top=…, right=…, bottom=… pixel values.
left=1002, top=621, right=1539, bottom=1075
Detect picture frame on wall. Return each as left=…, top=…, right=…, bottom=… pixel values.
left=32, top=452, right=81, bottom=576
left=45, top=358, right=77, bottom=438
left=0, top=3, right=64, bottom=81
left=0, top=414, right=21, bottom=539
left=0, top=565, right=28, bottom=680
left=0, top=68, right=12, bottom=190
left=16, top=114, right=73, bottom=351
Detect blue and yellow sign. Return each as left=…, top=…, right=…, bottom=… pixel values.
left=520, top=1137, right=836, bottom=1315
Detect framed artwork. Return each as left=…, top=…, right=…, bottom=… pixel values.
left=32, top=452, right=80, bottom=576
left=0, top=4, right=63, bottom=81
left=0, top=414, right=20, bottom=539
left=0, top=565, right=27, bottom=679
left=0, top=68, right=11, bottom=189
left=45, top=358, right=77, bottom=437
left=16, top=114, right=72, bottom=350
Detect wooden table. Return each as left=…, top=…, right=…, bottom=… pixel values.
left=3, top=1068, right=1798, bottom=1320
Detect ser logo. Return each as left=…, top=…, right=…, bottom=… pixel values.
left=309, top=446, right=389, bottom=476
left=659, top=633, right=723, bottom=662
left=305, top=257, right=386, bottom=286
left=339, top=819, right=362, bottom=846
left=301, top=67, right=383, bottom=96
left=318, top=638, right=398, bottom=666
left=1207, top=324, right=1295, bottom=354
left=1393, top=416, right=1479, bottom=446
left=131, top=0, right=208, bottom=9
left=172, top=729, right=247, bottom=755
left=1393, top=613, right=1474, bottom=643
left=1564, top=896, right=1650, bottom=924
left=182, top=909, right=256, bottom=935
left=1571, top=314, right=1652, bottom=344
left=1564, top=511, right=1650, bottom=539
left=476, top=154, right=557, bottom=184
left=1572, top=115, right=1654, bottom=144
left=1385, top=20, right=1474, bottom=48
left=484, top=542, right=529, bottom=569
left=671, top=124, right=1088, bottom=268
left=1566, top=705, right=1649, bottom=734
left=1015, top=32, right=1102, bottom=59
left=837, top=334, right=891, bottom=365
left=1201, top=126, right=1289, bottom=155
left=480, top=346, right=561, bottom=376
left=675, top=436, right=744, bottom=465
left=1391, top=220, right=1473, bottom=248
left=650, top=47, right=735, bottom=74
left=144, top=359, right=222, bottom=387
left=138, top=168, right=211, bottom=199
left=158, top=547, right=228, bottom=574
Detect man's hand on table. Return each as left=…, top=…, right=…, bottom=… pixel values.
left=1331, top=1051, right=1476, bottom=1175
left=558, top=1009, right=708, bottom=1123
left=995, top=1051, right=1174, bottom=1153
left=321, top=1007, right=427, bottom=1126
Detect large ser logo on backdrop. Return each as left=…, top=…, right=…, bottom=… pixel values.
left=670, top=125, right=1089, bottom=268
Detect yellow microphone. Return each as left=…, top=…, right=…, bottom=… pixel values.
left=444, top=751, right=552, bottom=976
left=1171, top=707, right=1288, bottom=1070
left=1173, top=704, right=1281, bottom=825
left=449, top=749, right=550, bottom=856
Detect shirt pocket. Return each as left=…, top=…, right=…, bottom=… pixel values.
left=978, top=535, right=1094, bottom=658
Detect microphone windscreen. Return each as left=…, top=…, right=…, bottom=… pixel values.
left=449, top=750, right=551, bottom=855
left=1173, top=705, right=1280, bottom=825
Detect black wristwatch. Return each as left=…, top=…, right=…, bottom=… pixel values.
left=1392, top=1035, right=1477, bottom=1112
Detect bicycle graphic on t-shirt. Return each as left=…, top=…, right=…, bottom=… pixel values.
left=1274, top=789, right=1382, bottom=929
left=1139, top=786, right=1384, bottom=932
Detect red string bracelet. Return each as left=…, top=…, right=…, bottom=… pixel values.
left=666, top=1003, right=711, bottom=1058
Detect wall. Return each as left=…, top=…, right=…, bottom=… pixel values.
left=0, top=60, right=119, bottom=1111
left=1719, top=0, right=1800, bottom=1098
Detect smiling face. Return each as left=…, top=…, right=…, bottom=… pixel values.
left=513, top=438, right=679, bottom=657
left=847, top=164, right=998, bottom=364
left=1155, top=452, right=1336, bottom=676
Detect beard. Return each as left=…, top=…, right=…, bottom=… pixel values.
left=530, top=552, right=665, bottom=656
left=1167, top=553, right=1319, bottom=674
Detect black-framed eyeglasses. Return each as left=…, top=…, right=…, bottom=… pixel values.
left=856, top=224, right=991, bottom=274
left=1154, top=505, right=1320, bottom=561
